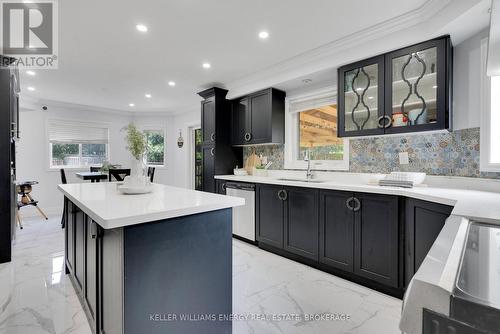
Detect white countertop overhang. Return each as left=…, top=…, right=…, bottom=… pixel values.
left=58, top=183, right=245, bottom=229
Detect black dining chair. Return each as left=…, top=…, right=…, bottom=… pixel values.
left=147, top=167, right=156, bottom=183
left=60, top=169, right=67, bottom=228
left=90, top=166, right=101, bottom=172
left=108, top=168, right=131, bottom=182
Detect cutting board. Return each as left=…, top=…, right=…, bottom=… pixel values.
left=245, top=150, right=261, bottom=175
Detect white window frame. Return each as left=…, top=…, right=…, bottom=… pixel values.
left=141, top=126, right=166, bottom=168
left=47, top=119, right=110, bottom=170
left=284, top=87, right=349, bottom=170
left=480, top=38, right=500, bottom=172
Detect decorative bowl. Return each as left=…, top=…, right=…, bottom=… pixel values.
left=117, top=184, right=153, bottom=195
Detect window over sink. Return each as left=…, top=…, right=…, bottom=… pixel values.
left=285, top=88, right=349, bottom=170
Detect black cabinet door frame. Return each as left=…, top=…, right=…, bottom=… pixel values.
left=283, top=186, right=319, bottom=261
left=319, top=190, right=355, bottom=272
left=201, top=98, right=216, bottom=146
left=248, top=89, right=273, bottom=145
left=353, top=193, right=399, bottom=288
left=338, top=55, right=386, bottom=137
left=201, top=145, right=216, bottom=193
left=255, top=184, right=284, bottom=248
left=405, top=198, right=453, bottom=286
left=384, top=37, right=451, bottom=135
left=230, top=97, right=249, bottom=146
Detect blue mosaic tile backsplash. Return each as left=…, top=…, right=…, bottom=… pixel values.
left=242, top=127, right=500, bottom=179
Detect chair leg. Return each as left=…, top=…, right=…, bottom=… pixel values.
left=16, top=210, right=23, bottom=229
left=34, top=205, right=49, bottom=220
left=26, top=194, right=49, bottom=220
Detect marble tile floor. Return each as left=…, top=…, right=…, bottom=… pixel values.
left=0, top=216, right=402, bottom=334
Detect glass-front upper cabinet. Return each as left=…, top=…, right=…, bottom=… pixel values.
left=337, top=36, right=451, bottom=137
left=338, top=56, right=385, bottom=137
left=385, top=37, right=450, bottom=134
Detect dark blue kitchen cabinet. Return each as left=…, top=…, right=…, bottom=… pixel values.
left=256, top=184, right=285, bottom=248
left=198, top=87, right=241, bottom=193
left=231, top=88, right=285, bottom=145
left=405, top=198, right=453, bottom=286
left=319, top=190, right=400, bottom=288
left=338, top=35, right=452, bottom=137
left=353, top=192, right=400, bottom=288
left=256, top=184, right=319, bottom=260
left=284, top=186, right=319, bottom=261
left=319, top=190, right=355, bottom=272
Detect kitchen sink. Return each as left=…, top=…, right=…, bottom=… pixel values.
left=276, top=178, right=326, bottom=183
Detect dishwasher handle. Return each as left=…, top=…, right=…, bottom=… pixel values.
left=225, top=182, right=255, bottom=191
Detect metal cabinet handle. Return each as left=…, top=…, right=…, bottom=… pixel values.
left=377, top=115, right=392, bottom=129
left=210, top=133, right=215, bottom=141
left=90, top=222, right=97, bottom=239
left=277, top=189, right=288, bottom=201
left=244, top=132, right=252, bottom=141
left=210, top=148, right=215, bottom=156
left=346, top=197, right=354, bottom=210
left=352, top=197, right=361, bottom=212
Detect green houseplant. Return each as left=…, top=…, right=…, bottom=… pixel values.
left=123, top=123, right=147, bottom=181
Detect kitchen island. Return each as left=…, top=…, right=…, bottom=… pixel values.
left=58, top=182, right=244, bottom=334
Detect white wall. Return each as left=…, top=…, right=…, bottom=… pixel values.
left=16, top=102, right=202, bottom=218
left=168, top=110, right=201, bottom=188
left=453, top=28, right=488, bottom=130
left=17, top=104, right=132, bottom=217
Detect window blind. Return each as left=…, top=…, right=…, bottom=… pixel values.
left=48, top=120, right=109, bottom=144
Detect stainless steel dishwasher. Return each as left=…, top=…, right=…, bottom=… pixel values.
left=225, top=181, right=255, bottom=242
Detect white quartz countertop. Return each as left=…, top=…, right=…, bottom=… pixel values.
left=215, top=174, right=500, bottom=224
left=58, top=183, right=245, bottom=229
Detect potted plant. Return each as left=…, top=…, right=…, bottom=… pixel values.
left=122, top=123, right=150, bottom=190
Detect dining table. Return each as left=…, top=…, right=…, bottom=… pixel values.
left=75, top=172, right=108, bottom=183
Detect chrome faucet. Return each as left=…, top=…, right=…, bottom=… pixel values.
left=304, top=150, right=314, bottom=179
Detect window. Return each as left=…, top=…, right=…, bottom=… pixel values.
left=285, top=88, right=349, bottom=170
left=144, top=129, right=165, bottom=166
left=480, top=39, right=500, bottom=171
left=48, top=120, right=109, bottom=168
left=299, top=105, right=344, bottom=161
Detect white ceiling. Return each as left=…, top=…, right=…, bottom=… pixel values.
left=20, top=0, right=487, bottom=114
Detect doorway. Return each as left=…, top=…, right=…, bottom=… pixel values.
left=189, top=126, right=202, bottom=190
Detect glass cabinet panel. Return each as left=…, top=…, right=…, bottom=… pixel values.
left=391, top=47, right=437, bottom=127
left=343, top=63, right=380, bottom=132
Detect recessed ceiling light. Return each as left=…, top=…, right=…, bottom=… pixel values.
left=145, top=93, right=152, bottom=98
left=302, top=78, right=312, bottom=84
left=136, top=24, right=148, bottom=32
left=26, top=70, right=36, bottom=76
left=129, top=103, right=135, bottom=107
left=168, top=81, right=176, bottom=87
left=202, top=62, right=211, bottom=69
left=432, top=85, right=438, bottom=89
left=258, top=31, right=269, bottom=39
left=27, top=86, right=35, bottom=91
